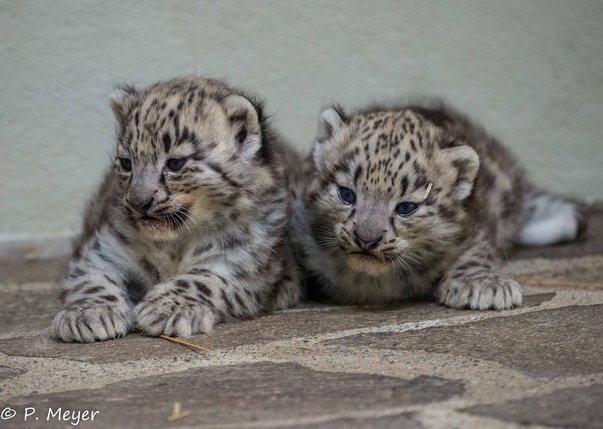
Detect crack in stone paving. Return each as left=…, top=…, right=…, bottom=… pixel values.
left=159, top=400, right=561, bottom=429
left=413, top=407, right=557, bottom=429
left=170, top=406, right=427, bottom=429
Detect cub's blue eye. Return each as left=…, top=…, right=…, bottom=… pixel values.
left=396, top=202, right=418, bottom=217
left=166, top=158, right=187, bottom=172
left=119, top=158, right=132, bottom=172
left=337, top=186, right=356, bottom=205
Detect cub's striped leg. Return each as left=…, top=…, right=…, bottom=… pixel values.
left=269, top=255, right=303, bottom=311
left=436, top=236, right=522, bottom=310
left=51, top=230, right=133, bottom=342
left=270, top=273, right=303, bottom=311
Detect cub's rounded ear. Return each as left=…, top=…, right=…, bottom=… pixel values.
left=313, top=106, right=347, bottom=168
left=223, top=94, right=262, bottom=158
left=110, top=85, right=139, bottom=132
left=440, top=143, right=480, bottom=200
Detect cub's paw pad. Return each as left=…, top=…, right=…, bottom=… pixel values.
left=437, top=277, right=522, bottom=310
left=134, top=296, right=217, bottom=337
left=51, top=306, right=131, bottom=343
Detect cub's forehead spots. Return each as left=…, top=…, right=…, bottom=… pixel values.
left=340, top=110, right=436, bottom=198
left=123, top=87, right=221, bottom=159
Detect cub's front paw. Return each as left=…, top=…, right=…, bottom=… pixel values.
left=51, top=305, right=131, bottom=343
left=134, top=295, right=217, bottom=337
left=437, top=276, right=522, bottom=310
left=271, top=277, right=302, bottom=311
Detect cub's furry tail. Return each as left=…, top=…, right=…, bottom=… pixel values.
left=518, top=189, right=587, bottom=246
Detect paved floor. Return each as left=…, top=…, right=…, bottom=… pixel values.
left=0, top=206, right=602, bottom=428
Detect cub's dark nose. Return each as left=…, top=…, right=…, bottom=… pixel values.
left=129, top=196, right=154, bottom=215
left=353, top=230, right=383, bottom=250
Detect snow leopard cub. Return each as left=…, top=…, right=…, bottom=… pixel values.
left=52, top=76, right=301, bottom=342
left=290, top=102, right=585, bottom=309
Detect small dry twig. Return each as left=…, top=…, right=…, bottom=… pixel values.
left=166, top=402, right=190, bottom=422
left=296, top=345, right=313, bottom=352
left=159, top=334, right=212, bottom=352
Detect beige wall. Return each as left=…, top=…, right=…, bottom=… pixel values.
left=1, top=0, right=602, bottom=243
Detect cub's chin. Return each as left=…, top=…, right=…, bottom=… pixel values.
left=346, top=253, right=391, bottom=276
left=136, top=216, right=182, bottom=241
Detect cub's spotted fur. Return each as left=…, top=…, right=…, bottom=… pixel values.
left=52, top=77, right=301, bottom=342
left=290, top=103, right=585, bottom=309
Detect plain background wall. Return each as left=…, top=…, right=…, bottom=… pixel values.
left=1, top=0, right=602, bottom=244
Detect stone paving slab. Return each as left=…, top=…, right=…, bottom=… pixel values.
left=289, top=413, right=422, bottom=429
left=505, top=255, right=603, bottom=291
left=463, top=383, right=603, bottom=429
left=323, top=305, right=603, bottom=378
left=0, top=286, right=59, bottom=339
left=0, top=258, right=66, bottom=285
left=0, top=365, right=25, bottom=381
left=1, top=362, right=462, bottom=429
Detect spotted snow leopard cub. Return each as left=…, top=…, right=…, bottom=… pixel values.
left=290, top=102, right=585, bottom=309
left=52, top=77, right=301, bottom=342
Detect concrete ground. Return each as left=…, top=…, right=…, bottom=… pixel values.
left=1, top=206, right=602, bottom=428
